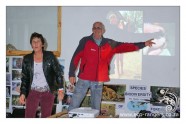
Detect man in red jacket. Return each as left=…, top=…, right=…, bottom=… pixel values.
left=68, top=21, right=154, bottom=112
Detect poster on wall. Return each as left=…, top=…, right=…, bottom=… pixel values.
left=6, top=73, right=11, bottom=85
left=150, top=86, right=180, bottom=118
left=102, top=84, right=126, bottom=102
left=6, top=86, right=11, bottom=97
left=6, top=56, right=24, bottom=114
left=121, top=85, right=151, bottom=118
left=12, top=95, right=22, bottom=106
left=58, top=58, right=66, bottom=89
left=12, top=70, right=22, bottom=81
left=12, top=82, right=21, bottom=95
left=80, top=94, right=91, bottom=107
left=6, top=57, right=10, bottom=72
left=6, top=57, right=12, bottom=113
left=65, top=81, right=75, bottom=94
left=58, top=58, right=65, bottom=72
left=100, top=103, right=116, bottom=117
left=6, top=98, right=11, bottom=112
left=62, top=94, right=73, bottom=105
left=12, top=57, right=23, bottom=69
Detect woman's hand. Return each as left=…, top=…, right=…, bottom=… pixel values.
left=19, top=94, right=26, bottom=105
left=58, top=90, right=64, bottom=101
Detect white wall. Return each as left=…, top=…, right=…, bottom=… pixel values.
left=6, top=6, right=58, bottom=51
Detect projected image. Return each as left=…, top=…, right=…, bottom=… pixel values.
left=106, top=10, right=143, bottom=34
left=143, top=23, right=175, bottom=56
left=109, top=50, right=142, bottom=80
left=106, top=11, right=143, bottom=80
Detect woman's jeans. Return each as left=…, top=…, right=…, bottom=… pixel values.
left=68, top=78, right=103, bottom=112
left=25, top=90, right=55, bottom=118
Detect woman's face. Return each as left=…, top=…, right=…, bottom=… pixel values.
left=31, top=37, right=43, bottom=53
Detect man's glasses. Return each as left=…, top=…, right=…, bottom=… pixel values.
left=93, top=27, right=102, bottom=30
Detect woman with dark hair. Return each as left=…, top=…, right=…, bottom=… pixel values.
left=19, top=32, right=64, bottom=118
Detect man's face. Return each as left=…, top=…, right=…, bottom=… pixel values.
left=92, top=22, right=104, bottom=40
left=31, top=37, right=43, bottom=52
